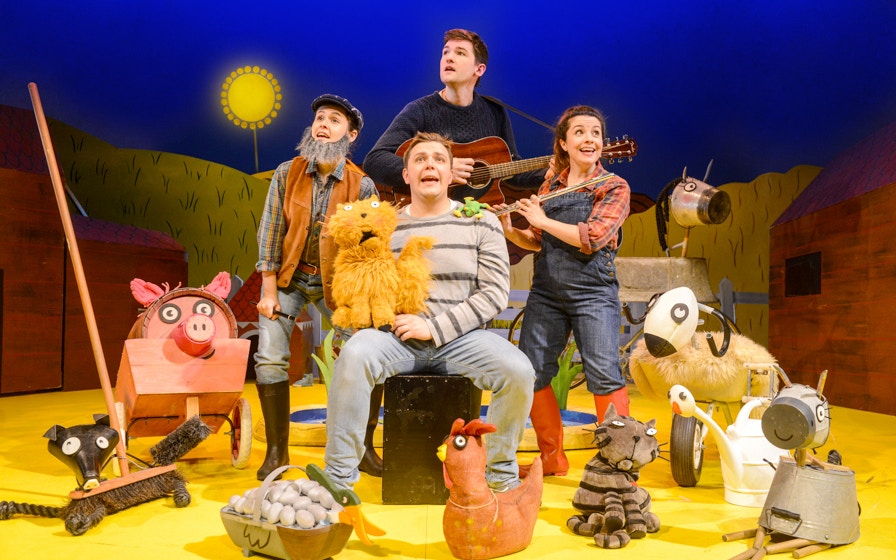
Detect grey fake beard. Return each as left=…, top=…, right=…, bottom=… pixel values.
left=296, top=127, right=352, bottom=166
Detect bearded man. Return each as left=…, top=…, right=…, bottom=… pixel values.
left=254, top=94, right=377, bottom=481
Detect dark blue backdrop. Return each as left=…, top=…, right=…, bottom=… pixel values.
left=3, top=1, right=895, bottom=198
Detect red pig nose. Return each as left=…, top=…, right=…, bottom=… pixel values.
left=172, top=314, right=216, bottom=357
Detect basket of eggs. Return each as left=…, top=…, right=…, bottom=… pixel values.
left=220, top=465, right=353, bottom=560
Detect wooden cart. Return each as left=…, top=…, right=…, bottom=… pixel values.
left=115, top=286, right=252, bottom=468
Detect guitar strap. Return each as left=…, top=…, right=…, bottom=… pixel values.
left=482, top=95, right=554, bottom=132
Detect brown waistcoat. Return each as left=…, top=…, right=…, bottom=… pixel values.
left=278, top=157, right=366, bottom=309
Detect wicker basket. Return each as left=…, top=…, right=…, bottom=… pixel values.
left=220, top=465, right=352, bottom=560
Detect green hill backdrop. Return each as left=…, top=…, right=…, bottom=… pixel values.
left=49, top=119, right=269, bottom=286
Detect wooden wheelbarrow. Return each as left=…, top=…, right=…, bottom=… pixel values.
left=115, top=276, right=253, bottom=469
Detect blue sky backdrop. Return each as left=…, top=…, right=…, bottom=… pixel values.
left=3, top=1, right=895, bottom=198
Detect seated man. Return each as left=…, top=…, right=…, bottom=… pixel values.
left=324, top=132, right=535, bottom=492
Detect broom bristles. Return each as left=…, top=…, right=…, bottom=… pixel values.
left=149, top=416, right=213, bottom=466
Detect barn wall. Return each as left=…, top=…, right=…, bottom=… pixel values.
left=0, top=168, right=65, bottom=393
left=0, top=166, right=189, bottom=394
left=769, top=181, right=896, bottom=415
left=63, top=238, right=188, bottom=391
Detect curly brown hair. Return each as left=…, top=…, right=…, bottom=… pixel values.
left=553, top=105, right=608, bottom=173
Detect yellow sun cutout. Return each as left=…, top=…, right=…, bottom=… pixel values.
left=221, top=66, right=282, bottom=130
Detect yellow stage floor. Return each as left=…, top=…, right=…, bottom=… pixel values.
left=1, top=381, right=894, bottom=559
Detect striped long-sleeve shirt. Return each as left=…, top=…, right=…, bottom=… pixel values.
left=390, top=201, right=510, bottom=347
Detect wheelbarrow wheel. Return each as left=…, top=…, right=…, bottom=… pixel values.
left=670, top=414, right=704, bottom=487
left=231, top=397, right=252, bottom=469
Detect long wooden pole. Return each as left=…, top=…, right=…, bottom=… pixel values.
left=28, top=82, right=130, bottom=476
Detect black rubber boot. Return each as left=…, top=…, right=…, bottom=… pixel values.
left=358, top=384, right=384, bottom=477
left=256, top=380, right=290, bottom=481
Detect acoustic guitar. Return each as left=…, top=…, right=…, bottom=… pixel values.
left=379, top=135, right=637, bottom=206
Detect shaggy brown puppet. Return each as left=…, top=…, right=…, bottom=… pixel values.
left=629, top=332, right=777, bottom=403
left=327, top=197, right=433, bottom=331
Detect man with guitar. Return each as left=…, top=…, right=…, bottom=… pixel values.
left=357, top=28, right=546, bottom=479
left=362, top=28, right=547, bottom=206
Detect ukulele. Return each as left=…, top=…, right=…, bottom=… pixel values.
left=378, top=135, right=637, bottom=207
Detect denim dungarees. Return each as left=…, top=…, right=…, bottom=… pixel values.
left=519, top=191, right=625, bottom=395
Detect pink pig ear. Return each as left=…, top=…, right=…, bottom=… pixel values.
left=202, top=271, right=231, bottom=299
left=130, top=278, right=165, bottom=307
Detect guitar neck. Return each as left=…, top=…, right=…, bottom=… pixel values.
left=470, top=137, right=637, bottom=184
left=479, top=155, right=553, bottom=181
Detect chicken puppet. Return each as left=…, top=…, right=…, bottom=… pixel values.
left=437, top=418, right=543, bottom=560
left=326, top=196, right=433, bottom=331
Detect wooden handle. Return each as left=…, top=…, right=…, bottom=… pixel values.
left=28, top=82, right=130, bottom=477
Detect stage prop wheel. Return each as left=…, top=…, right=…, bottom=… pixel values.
left=230, top=397, right=252, bottom=469
left=670, top=414, right=704, bottom=487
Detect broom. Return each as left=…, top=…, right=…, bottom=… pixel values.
left=27, top=82, right=207, bottom=533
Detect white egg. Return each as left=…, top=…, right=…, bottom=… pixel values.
left=278, top=488, right=300, bottom=505
left=293, top=478, right=309, bottom=493
left=233, top=497, right=246, bottom=514
left=294, top=509, right=316, bottom=529
left=307, top=504, right=328, bottom=523
left=292, top=495, right=312, bottom=511
left=242, top=497, right=256, bottom=516
left=268, top=485, right=283, bottom=503
left=316, top=491, right=335, bottom=509
left=278, top=505, right=296, bottom=527
left=266, top=502, right=284, bottom=523
left=304, top=480, right=321, bottom=492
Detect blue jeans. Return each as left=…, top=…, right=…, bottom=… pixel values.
left=521, top=248, right=625, bottom=395
left=254, top=272, right=333, bottom=385
left=323, top=328, right=534, bottom=491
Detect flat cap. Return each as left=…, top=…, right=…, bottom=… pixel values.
left=311, top=94, right=363, bottom=131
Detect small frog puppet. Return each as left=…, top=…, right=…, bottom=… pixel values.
left=454, top=197, right=493, bottom=220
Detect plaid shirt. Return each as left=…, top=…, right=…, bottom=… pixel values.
left=256, top=157, right=376, bottom=272
left=532, top=164, right=630, bottom=254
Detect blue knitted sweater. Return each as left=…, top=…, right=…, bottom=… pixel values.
left=362, top=91, right=546, bottom=195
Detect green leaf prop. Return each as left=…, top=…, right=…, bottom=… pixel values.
left=310, top=330, right=338, bottom=393
left=551, top=340, right=582, bottom=410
